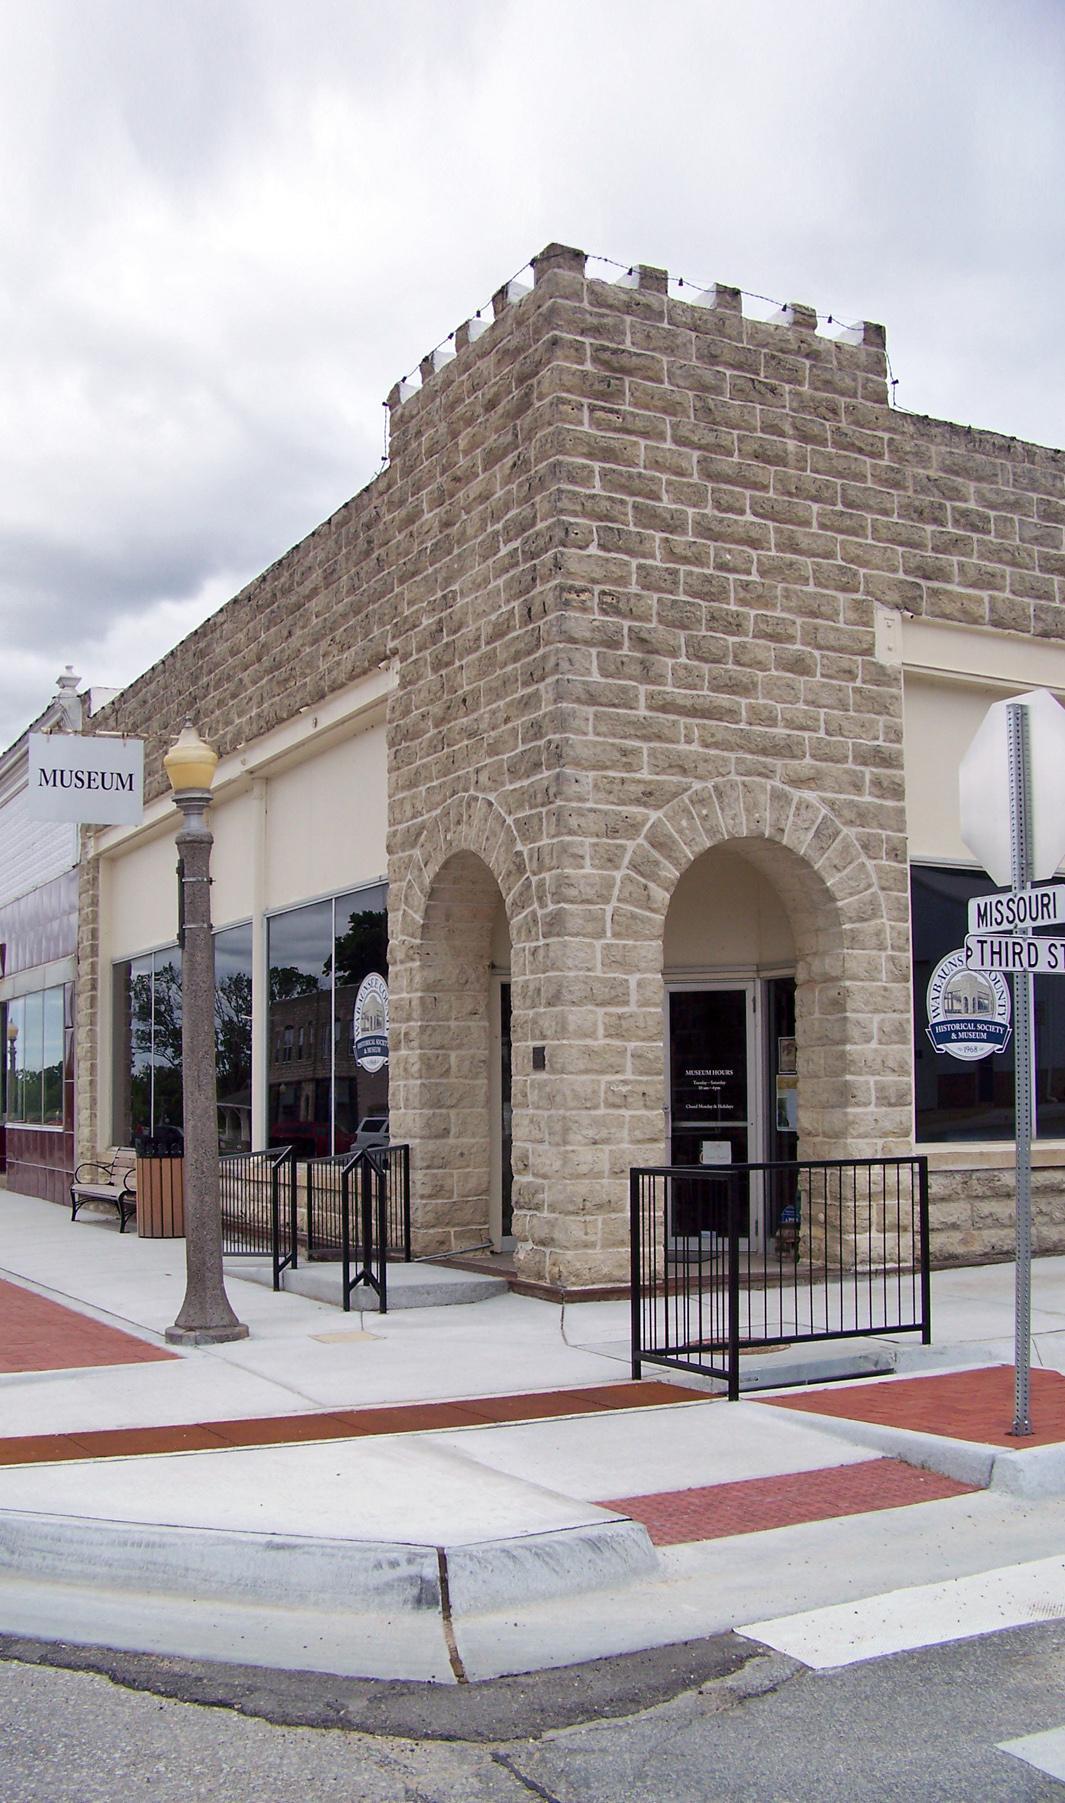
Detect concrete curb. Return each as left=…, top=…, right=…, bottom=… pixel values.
left=444, top=1520, right=658, bottom=1614
left=759, top=1405, right=1065, bottom=1497
left=0, top=1507, right=657, bottom=1616
left=988, top=1442, right=1065, bottom=1498
left=759, top=1410, right=997, bottom=1487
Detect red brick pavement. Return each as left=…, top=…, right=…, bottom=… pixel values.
left=0, top=1378, right=705, bottom=1466
left=762, top=1364, right=1065, bottom=1448
left=603, top=1458, right=978, bottom=1546
left=0, top=1276, right=176, bottom=1374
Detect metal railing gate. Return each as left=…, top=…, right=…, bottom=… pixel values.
left=305, top=1146, right=411, bottom=1264
left=305, top=1145, right=412, bottom=1313
left=219, top=1145, right=298, bottom=1290
left=630, top=1156, right=931, bottom=1398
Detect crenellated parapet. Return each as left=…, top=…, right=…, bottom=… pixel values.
left=384, top=242, right=889, bottom=449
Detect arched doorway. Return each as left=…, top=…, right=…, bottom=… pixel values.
left=402, top=849, right=513, bottom=1256
left=663, top=845, right=798, bottom=1249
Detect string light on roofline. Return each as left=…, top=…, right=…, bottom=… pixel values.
left=388, top=251, right=904, bottom=411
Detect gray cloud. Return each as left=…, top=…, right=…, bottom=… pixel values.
left=2, top=0, right=1063, bottom=747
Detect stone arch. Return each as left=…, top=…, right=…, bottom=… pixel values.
left=611, top=777, right=911, bottom=1161
left=388, top=795, right=533, bottom=1258
left=611, top=777, right=886, bottom=946
left=392, top=792, right=536, bottom=955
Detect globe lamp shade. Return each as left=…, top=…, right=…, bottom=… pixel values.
left=164, top=723, right=219, bottom=798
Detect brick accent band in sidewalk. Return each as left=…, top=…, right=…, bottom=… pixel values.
left=0, top=1276, right=176, bottom=1374
left=0, top=1380, right=705, bottom=1467
left=762, top=1366, right=1065, bottom=1449
left=603, top=1459, right=978, bottom=1547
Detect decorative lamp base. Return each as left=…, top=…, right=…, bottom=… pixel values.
left=165, top=1322, right=250, bottom=1346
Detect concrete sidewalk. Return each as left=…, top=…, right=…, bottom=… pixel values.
left=2, top=1186, right=1065, bottom=1683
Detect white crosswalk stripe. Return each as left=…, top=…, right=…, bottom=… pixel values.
left=739, top=1554, right=1065, bottom=1669
left=998, top=1726, right=1065, bottom=1784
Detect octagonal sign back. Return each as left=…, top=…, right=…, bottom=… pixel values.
left=959, top=689, right=1065, bottom=887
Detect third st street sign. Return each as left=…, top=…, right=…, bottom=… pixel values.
left=965, top=932, right=1065, bottom=973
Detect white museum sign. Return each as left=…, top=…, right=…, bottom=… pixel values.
left=27, top=734, right=144, bottom=826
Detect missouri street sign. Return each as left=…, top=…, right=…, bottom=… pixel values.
left=967, top=884, right=1065, bottom=933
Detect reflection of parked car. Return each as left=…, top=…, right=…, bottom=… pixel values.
left=353, top=1114, right=389, bottom=1150
left=134, top=1124, right=184, bottom=1155
left=217, top=1101, right=252, bottom=1154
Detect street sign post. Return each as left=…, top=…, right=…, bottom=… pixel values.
left=959, top=691, right=1065, bottom=1439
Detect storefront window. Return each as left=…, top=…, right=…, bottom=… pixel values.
left=42, top=987, right=65, bottom=1125
left=112, top=947, right=184, bottom=1148
left=911, top=865, right=1065, bottom=1142
left=3, top=986, right=66, bottom=1127
left=267, top=884, right=388, bottom=1156
left=334, top=886, right=389, bottom=1149
left=214, top=922, right=253, bottom=1153
left=267, top=898, right=331, bottom=1158
left=112, top=887, right=387, bottom=1158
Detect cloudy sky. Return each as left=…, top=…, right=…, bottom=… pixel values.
left=1, top=0, right=1061, bottom=748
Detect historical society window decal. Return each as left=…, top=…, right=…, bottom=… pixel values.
left=352, top=972, right=389, bottom=1073
left=926, top=950, right=1012, bottom=1062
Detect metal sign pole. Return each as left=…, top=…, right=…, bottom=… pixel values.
left=1007, top=702, right=1034, bottom=1437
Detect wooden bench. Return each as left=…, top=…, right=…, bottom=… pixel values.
left=70, top=1151, right=137, bottom=1232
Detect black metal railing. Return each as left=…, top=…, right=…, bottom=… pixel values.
left=305, top=1145, right=411, bottom=1267
left=219, top=1145, right=298, bottom=1289
left=340, top=1147, right=390, bottom=1312
left=630, top=1157, right=931, bottom=1398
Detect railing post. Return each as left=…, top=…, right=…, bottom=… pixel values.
left=376, top=1159, right=388, bottom=1315
left=340, top=1160, right=352, bottom=1311
left=270, top=1155, right=281, bottom=1290
left=401, top=1146, right=412, bottom=1262
left=629, top=1168, right=642, bottom=1380
left=727, top=1170, right=741, bottom=1400
left=360, top=1153, right=373, bottom=1292
left=918, top=1156, right=932, bottom=1344
left=663, top=1170, right=674, bottom=1363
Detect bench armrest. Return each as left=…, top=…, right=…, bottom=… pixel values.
left=73, top=1160, right=115, bottom=1183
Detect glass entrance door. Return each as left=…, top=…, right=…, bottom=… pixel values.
left=669, top=986, right=758, bottom=1241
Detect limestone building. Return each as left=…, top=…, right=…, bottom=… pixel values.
left=76, top=244, right=1065, bottom=1291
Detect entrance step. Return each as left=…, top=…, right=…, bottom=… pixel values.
left=229, top=1259, right=509, bottom=1311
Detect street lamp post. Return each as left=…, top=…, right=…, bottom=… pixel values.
left=163, top=723, right=248, bottom=1346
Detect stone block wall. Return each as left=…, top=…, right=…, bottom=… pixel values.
left=928, top=1162, right=1065, bottom=1264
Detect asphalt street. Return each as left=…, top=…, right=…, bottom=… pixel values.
left=2, top=1620, right=1065, bottom=1802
